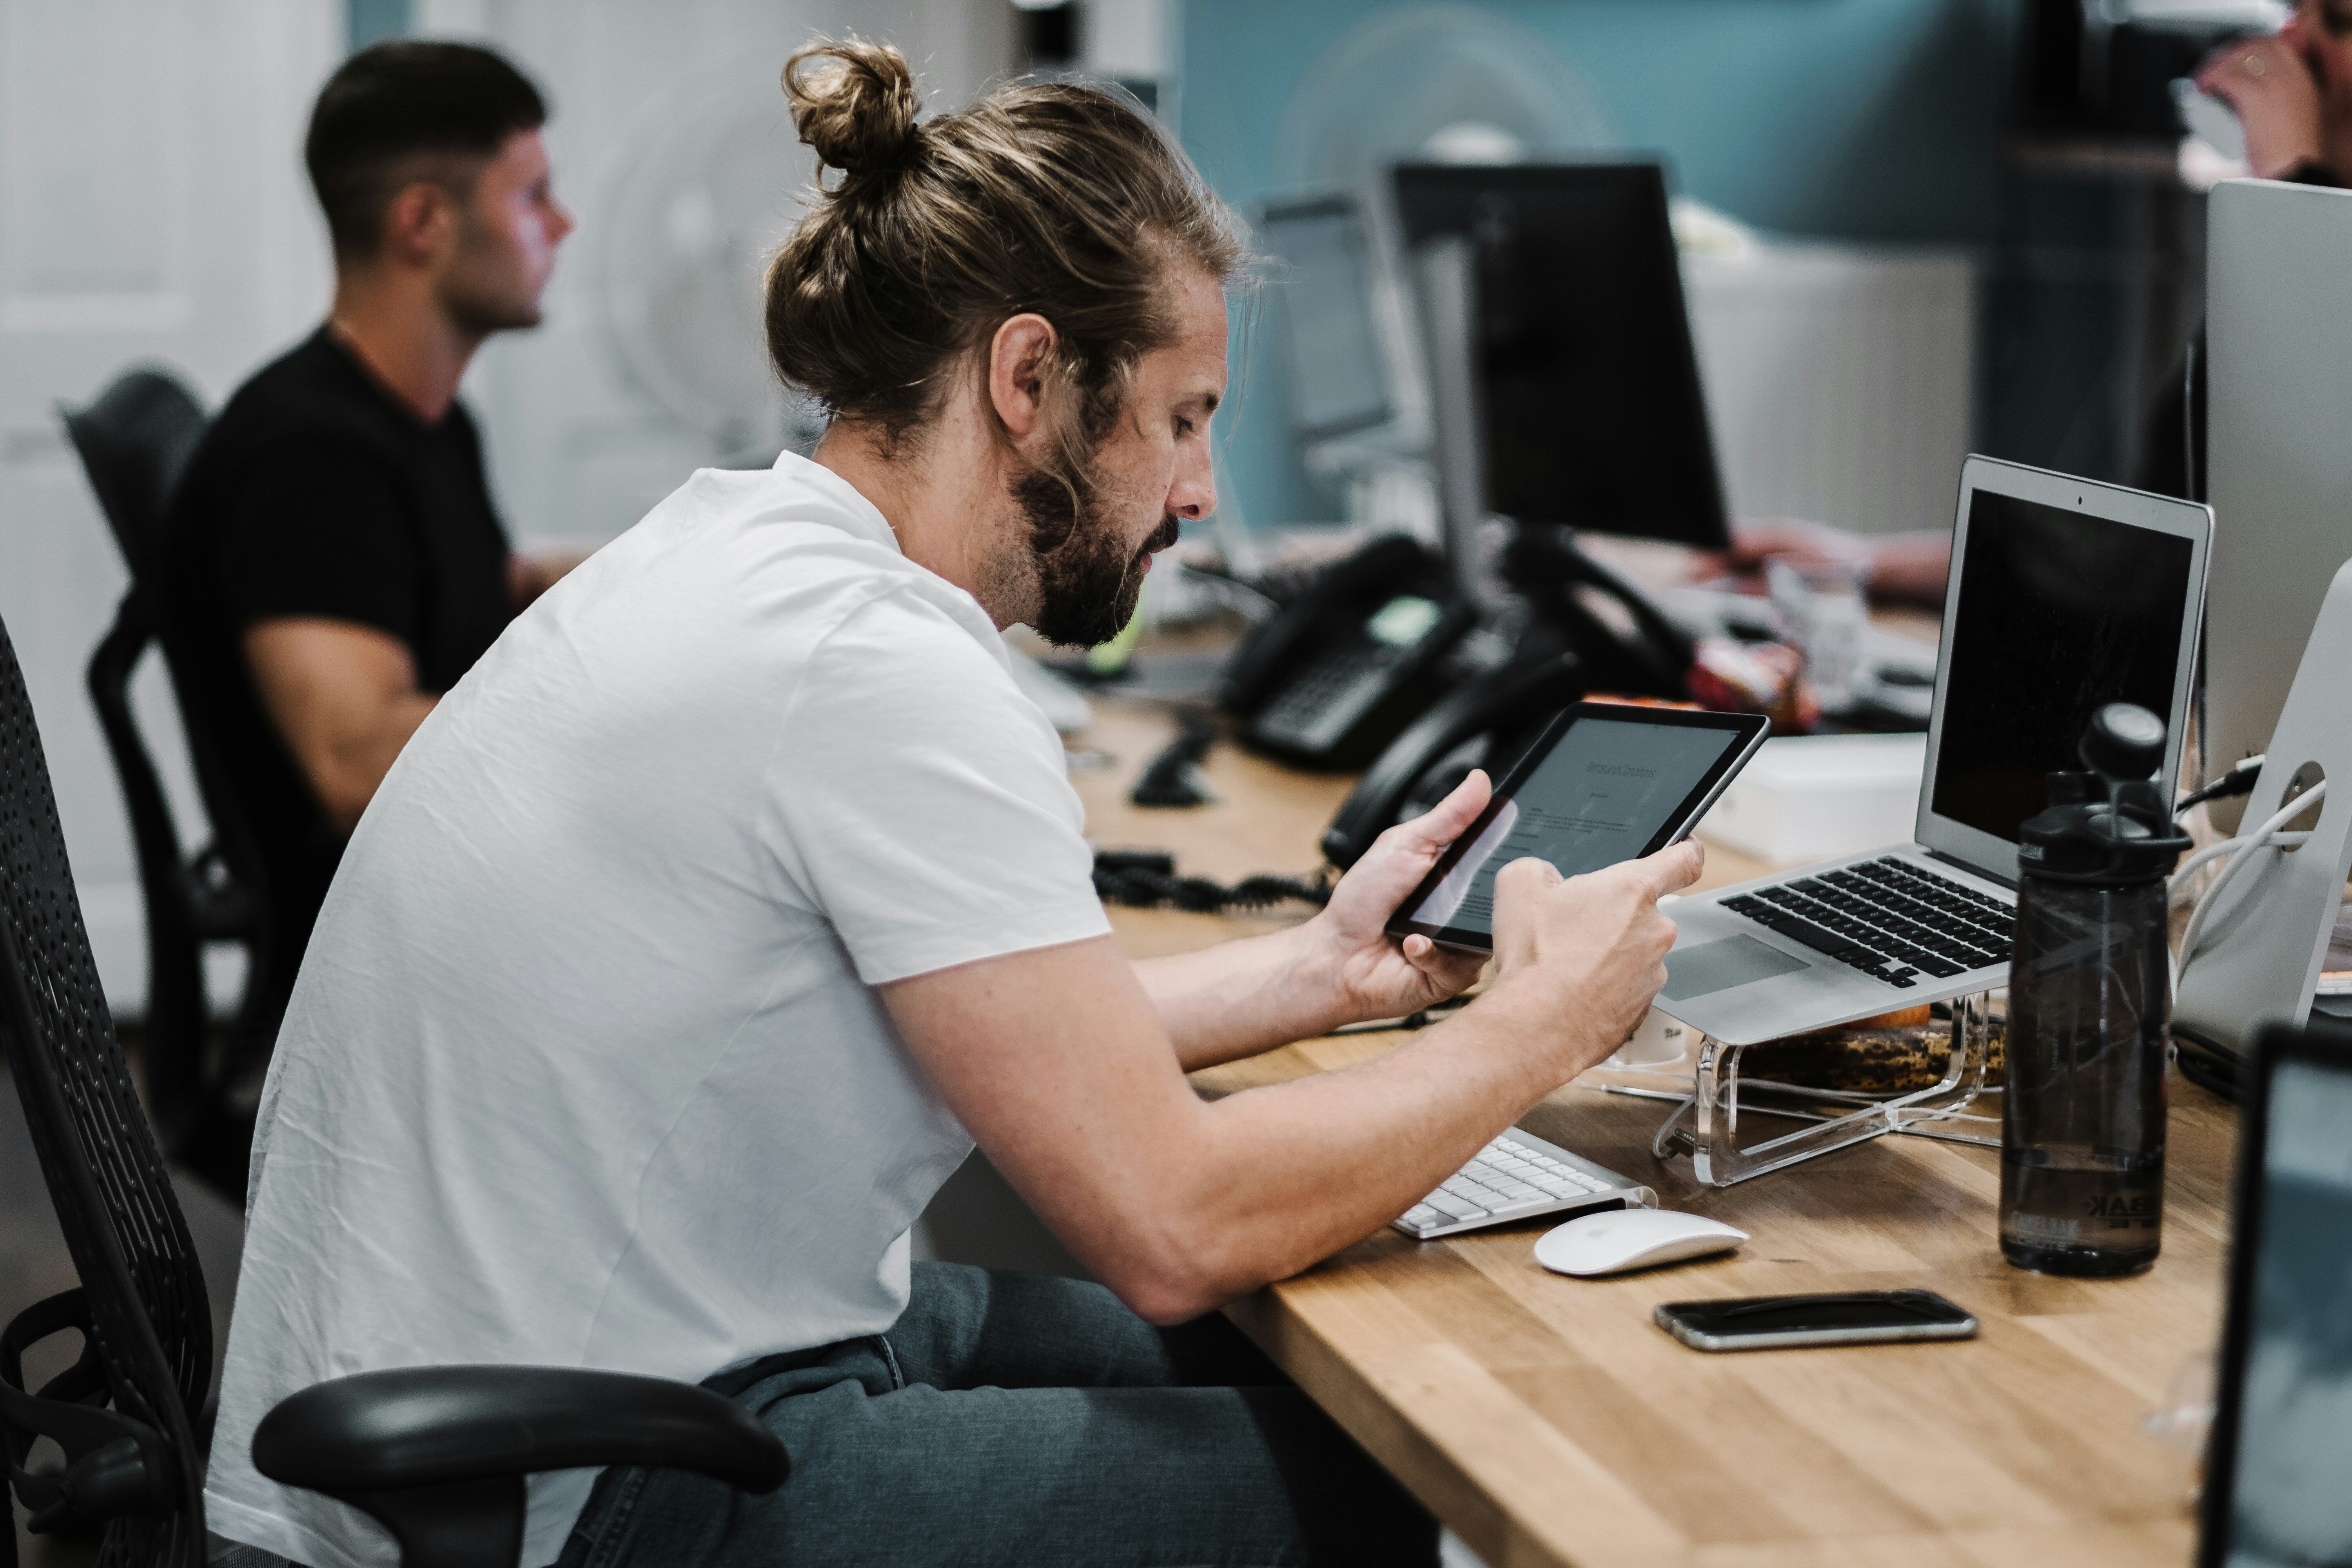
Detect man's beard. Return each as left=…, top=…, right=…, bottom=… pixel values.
left=1009, top=461, right=1181, bottom=649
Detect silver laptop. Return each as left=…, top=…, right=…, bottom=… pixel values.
left=1658, top=456, right=2211, bottom=1047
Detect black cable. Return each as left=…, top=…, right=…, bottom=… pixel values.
left=1130, top=712, right=1219, bottom=808
left=2176, top=755, right=2263, bottom=816
left=1091, top=850, right=1332, bottom=913
left=1328, top=996, right=1474, bottom=1035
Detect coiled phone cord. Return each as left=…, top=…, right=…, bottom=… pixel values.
left=1091, top=851, right=1334, bottom=913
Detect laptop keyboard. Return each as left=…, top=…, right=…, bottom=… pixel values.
left=1719, top=856, right=2014, bottom=989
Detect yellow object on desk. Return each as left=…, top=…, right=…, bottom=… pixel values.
left=1069, top=696, right=2230, bottom=1568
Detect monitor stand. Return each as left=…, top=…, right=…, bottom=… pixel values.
left=2175, top=556, right=2352, bottom=1071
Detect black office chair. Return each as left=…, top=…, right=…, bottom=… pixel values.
left=60, top=369, right=276, bottom=1187
left=0, top=609, right=787, bottom=1567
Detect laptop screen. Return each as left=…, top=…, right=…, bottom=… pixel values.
left=1929, top=490, right=2197, bottom=847
left=2209, top=1051, right=2352, bottom=1565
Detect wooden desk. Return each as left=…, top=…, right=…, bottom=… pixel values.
left=1072, top=698, right=2230, bottom=1568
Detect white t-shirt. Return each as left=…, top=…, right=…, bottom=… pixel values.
left=203, top=453, right=1111, bottom=1568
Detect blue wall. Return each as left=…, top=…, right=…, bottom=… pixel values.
left=1178, top=0, right=2019, bottom=532
left=348, top=0, right=413, bottom=52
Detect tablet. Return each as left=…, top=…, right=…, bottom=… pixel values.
left=1387, top=703, right=1769, bottom=954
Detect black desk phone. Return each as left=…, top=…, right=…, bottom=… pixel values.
left=1223, top=525, right=1701, bottom=860
left=1319, top=646, right=1586, bottom=867
left=1219, top=535, right=1477, bottom=771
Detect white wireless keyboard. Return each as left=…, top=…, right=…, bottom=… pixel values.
left=1392, top=1128, right=1657, bottom=1240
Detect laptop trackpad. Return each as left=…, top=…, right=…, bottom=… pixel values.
left=1662, top=935, right=1811, bottom=1001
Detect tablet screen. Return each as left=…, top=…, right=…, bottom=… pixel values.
left=1400, top=711, right=1758, bottom=942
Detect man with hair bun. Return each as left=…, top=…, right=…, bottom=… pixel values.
left=161, top=40, right=579, bottom=1187
left=204, top=40, right=1697, bottom=1568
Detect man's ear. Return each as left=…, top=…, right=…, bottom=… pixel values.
left=985, top=313, right=1059, bottom=442
left=379, top=181, right=457, bottom=270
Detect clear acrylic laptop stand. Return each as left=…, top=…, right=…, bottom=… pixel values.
left=1644, top=993, right=1998, bottom=1187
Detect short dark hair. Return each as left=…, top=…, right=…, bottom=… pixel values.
left=305, top=40, right=546, bottom=263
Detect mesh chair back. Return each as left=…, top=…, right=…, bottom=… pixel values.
left=61, top=368, right=275, bottom=1194
left=60, top=370, right=205, bottom=581
left=0, top=609, right=210, bottom=1566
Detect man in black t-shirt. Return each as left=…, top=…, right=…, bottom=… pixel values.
left=162, top=42, right=576, bottom=1161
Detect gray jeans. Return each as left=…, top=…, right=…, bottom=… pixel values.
left=554, top=1262, right=1437, bottom=1568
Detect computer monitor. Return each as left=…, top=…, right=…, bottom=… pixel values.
left=1390, top=162, right=1730, bottom=550
left=2201, top=1020, right=2352, bottom=1568
left=2203, top=177, right=2352, bottom=827
left=1414, top=234, right=1493, bottom=603
left=1261, top=192, right=1395, bottom=445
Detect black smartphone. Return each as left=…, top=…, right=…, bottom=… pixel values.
left=1385, top=702, right=1770, bottom=955
left=1654, top=1290, right=1979, bottom=1352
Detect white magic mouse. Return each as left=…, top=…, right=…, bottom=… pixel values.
left=1534, top=1208, right=1748, bottom=1278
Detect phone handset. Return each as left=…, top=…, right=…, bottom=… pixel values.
left=1501, top=524, right=1694, bottom=701
left=1321, top=651, right=1586, bottom=869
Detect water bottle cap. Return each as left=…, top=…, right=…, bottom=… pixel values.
left=2025, top=714, right=2189, bottom=883
left=2080, top=702, right=2167, bottom=784
left=2019, top=800, right=2188, bottom=882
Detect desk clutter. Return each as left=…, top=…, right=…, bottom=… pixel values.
left=1746, top=1004, right=2006, bottom=1095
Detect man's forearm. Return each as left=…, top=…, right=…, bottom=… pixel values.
left=1129, top=975, right=1601, bottom=1319
left=1134, top=923, right=1355, bottom=1071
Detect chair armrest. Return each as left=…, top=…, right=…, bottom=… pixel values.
left=253, top=1365, right=788, bottom=1496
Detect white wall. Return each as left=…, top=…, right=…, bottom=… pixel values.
left=1683, top=245, right=1976, bottom=539
left=425, top=0, right=1018, bottom=554
left=0, top=0, right=1015, bottom=1015
left=0, top=0, right=339, bottom=1014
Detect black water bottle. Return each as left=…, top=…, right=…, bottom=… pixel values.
left=2000, top=704, right=2190, bottom=1276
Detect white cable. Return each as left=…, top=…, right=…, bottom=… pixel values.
left=2172, top=830, right=2312, bottom=891
left=2177, top=781, right=2327, bottom=976
left=2172, top=835, right=2249, bottom=888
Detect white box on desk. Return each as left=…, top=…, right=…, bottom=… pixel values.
left=1698, top=732, right=1926, bottom=864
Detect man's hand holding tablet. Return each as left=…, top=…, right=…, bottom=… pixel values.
left=1388, top=704, right=1768, bottom=954
left=1362, top=702, right=1766, bottom=1080
left=1339, top=755, right=1706, bottom=1082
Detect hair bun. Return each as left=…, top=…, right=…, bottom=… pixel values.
left=784, top=40, right=920, bottom=176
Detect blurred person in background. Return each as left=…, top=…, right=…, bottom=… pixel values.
left=161, top=40, right=577, bottom=1186
left=1717, top=0, right=2352, bottom=602
left=2123, top=0, right=2352, bottom=499
left=1712, top=0, right=2352, bottom=602
left=2194, top=0, right=2352, bottom=185
left=1700, top=521, right=1953, bottom=607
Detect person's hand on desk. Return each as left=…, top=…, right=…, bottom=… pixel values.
left=1699, top=518, right=1951, bottom=607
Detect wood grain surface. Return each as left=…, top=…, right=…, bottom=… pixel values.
left=1071, top=695, right=2227, bottom=1568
